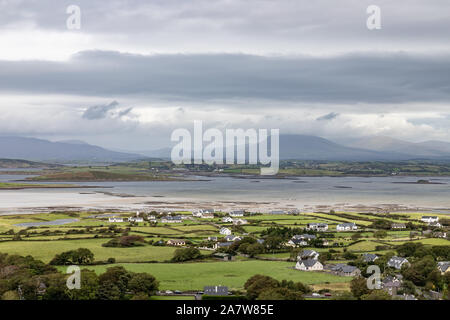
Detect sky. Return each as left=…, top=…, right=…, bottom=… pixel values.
left=0, top=0, right=450, bottom=151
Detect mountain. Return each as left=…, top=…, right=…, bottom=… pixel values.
left=0, top=136, right=145, bottom=162
left=344, top=136, right=450, bottom=158
left=277, top=135, right=409, bottom=161
left=143, top=134, right=413, bottom=161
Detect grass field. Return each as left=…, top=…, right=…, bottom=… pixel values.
left=75, top=260, right=351, bottom=291
left=0, top=238, right=209, bottom=263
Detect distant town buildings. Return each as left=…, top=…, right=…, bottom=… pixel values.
left=336, top=222, right=358, bottom=231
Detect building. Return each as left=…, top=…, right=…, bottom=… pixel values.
left=224, top=235, right=241, bottom=242
left=306, top=223, right=328, bottom=232
left=286, top=238, right=307, bottom=247
left=330, top=264, right=361, bottom=277
left=437, top=261, right=450, bottom=274
left=213, top=242, right=233, bottom=250
left=292, top=234, right=317, bottom=241
left=387, top=256, right=410, bottom=270
left=128, top=217, right=144, bottom=223
left=167, top=239, right=186, bottom=246
left=428, top=221, right=442, bottom=228
left=362, top=253, right=379, bottom=263
left=295, top=259, right=323, bottom=271
left=391, top=223, right=406, bottom=229
left=336, top=223, right=357, bottom=231
left=108, top=217, right=123, bottom=223
left=421, top=216, right=439, bottom=223
left=297, top=249, right=319, bottom=260
left=229, top=210, right=245, bottom=217
left=204, top=286, right=228, bottom=296
left=199, top=213, right=215, bottom=219
left=222, top=217, right=233, bottom=223
left=207, top=236, right=218, bottom=242
left=382, top=276, right=402, bottom=296
left=233, top=218, right=248, bottom=225
left=270, top=210, right=286, bottom=215
left=219, top=227, right=232, bottom=235
left=212, top=253, right=233, bottom=261
left=161, top=216, right=182, bottom=223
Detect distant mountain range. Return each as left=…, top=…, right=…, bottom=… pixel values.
left=0, top=136, right=144, bottom=162
left=1, top=135, right=450, bottom=163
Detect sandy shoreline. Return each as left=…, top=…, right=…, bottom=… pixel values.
left=1, top=192, right=449, bottom=215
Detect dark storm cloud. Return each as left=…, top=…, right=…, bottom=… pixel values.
left=317, top=112, right=339, bottom=121
left=1, top=51, right=450, bottom=104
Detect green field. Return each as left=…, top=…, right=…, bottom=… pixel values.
left=0, top=238, right=209, bottom=263
left=75, top=260, right=351, bottom=291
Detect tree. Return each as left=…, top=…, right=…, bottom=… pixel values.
left=98, top=266, right=132, bottom=299
left=67, top=270, right=99, bottom=300
left=244, top=275, right=279, bottom=300
left=49, top=248, right=94, bottom=265
left=257, top=287, right=304, bottom=300
left=361, top=290, right=392, bottom=300
left=128, top=273, right=159, bottom=295
left=171, top=248, right=201, bottom=262
left=351, top=233, right=362, bottom=241
left=373, top=230, right=387, bottom=239
left=350, top=277, right=370, bottom=299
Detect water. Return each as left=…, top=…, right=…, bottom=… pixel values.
left=14, top=218, right=79, bottom=227
left=0, top=173, right=449, bottom=212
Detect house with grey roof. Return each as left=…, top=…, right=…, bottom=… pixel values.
left=204, top=286, right=228, bottom=296
left=213, top=242, right=233, bottom=249
left=224, top=235, right=241, bottom=242
left=382, top=276, right=403, bottom=296
left=297, top=249, right=319, bottom=261
left=336, top=222, right=357, bottom=231
left=306, top=223, right=329, bottom=231
left=229, top=210, right=245, bottom=217
left=421, top=216, right=439, bottom=223
left=391, top=223, right=406, bottom=229
left=437, top=261, right=450, bottom=274
left=387, top=256, right=410, bottom=270
left=286, top=238, right=307, bottom=247
left=362, top=253, right=379, bottom=263
left=330, top=264, right=361, bottom=277
left=295, top=259, right=323, bottom=271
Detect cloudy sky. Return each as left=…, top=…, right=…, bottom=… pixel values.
left=1, top=0, right=450, bottom=150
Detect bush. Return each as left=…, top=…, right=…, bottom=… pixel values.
left=171, top=248, right=201, bottom=262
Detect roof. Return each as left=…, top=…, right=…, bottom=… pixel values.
left=299, top=249, right=318, bottom=257
left=216, top=242, right=233, bottom=247
left=331, top=264, right=359, bottom=273
left=387, top=256, right=409, bottom=269
left=299, top=259, right=320, bottom=267
left=422, top=216, right=438, bottom=219
left=438, top=261, right=450, bottom=272
left=337, top=222, right=356, bottom=227
left=362, top=253, right=379, bottom=262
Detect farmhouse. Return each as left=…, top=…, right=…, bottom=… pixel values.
left=336, top=222, right=357, bottom=231
left=213, top=242, right=233, bottom=249
left=128, top=217, right=144, bottom=223
left=229, top=210, right=245, bottom=217
left=391, top=223, right=406, bottom=229
left=437, top=262, right=450, bottom=274
left=382, top=276, right=403, bottom=296
left=286, top=238, right=307, bottom=247
left=224, top=235, right=242, bottom=242
left=219, top=227, right=232, bottom=235
left=161, top=216, right=183, bottom=223
left=428, top=221, right=442, bottom=228
left=270, top=210, right=286, bottom=215
left=292, top=234, right=317, bottom=241
left=421, top=216, right=439, bottom=223
left=204, top=286, right=228, bottom=296
left=306, top=223, right=329, bottom=231
left=199, top=213, right=214, bottom=219
left=330, top=264, right=361, bottom=277
left=222, top=217, right=233, bottom=223
left=295, top=259, right=323, bottom=271
left=297, top=249, right=319, bottom=260
left=387, top=256, right=410, bottom=270
left=233, top=218, right=248, bottom=225
left=212, top=252, right=233, bottom=261
left=362, top=253, right=379, bottom=263
left=167, top=239, right=186, bottom=246
left=108, top=217, right=123, bottom=223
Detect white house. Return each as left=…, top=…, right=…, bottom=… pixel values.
left=306, top=223, right=328, bottom=231
left=286, top=239, right=308, bottom=247
left=222, top=217, right=234, bottom=223
left=219, top=227, right=232, bottom=235
left=224, top=235, right=241, bottom=242
left=421, top=216, right=439, bottom=224
left=161, top=216, right=182, bottom=223
left=387, top=256, right=410, bottom=270
left=295, top=259, right=323, bottom=271
left=336, top=222, right=358, bottom=231
left=128, top=217, right=144, bottom=223
left=199, top=213, right=215, bottom=219
left=297, top=249, right=319, bottom=260
left=229, top=210, right=245, bottom=217
left=233, top=219, right=248, bottom=225
left=108, top=217, right=123, bottom=223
